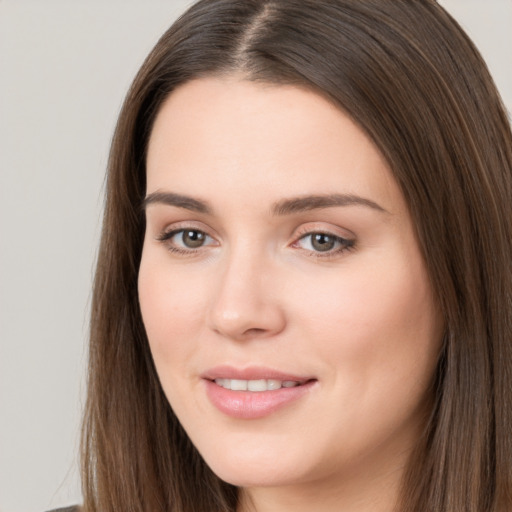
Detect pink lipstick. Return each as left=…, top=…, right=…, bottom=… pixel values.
left=202, top=366, right=317, bottom=419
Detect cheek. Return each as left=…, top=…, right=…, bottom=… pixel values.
left=138, top=250, right=207, bottom=370
left=291, top=250, right=441, bottom=387
left=284, top=253, right=442, bottom=463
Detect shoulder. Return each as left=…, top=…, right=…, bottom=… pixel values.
left=45, top=507, right=81, bottom=512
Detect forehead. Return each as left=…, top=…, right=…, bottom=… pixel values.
left=146, top=77, right=403, bottom=215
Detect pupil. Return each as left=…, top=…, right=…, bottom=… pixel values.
left=312, top=233, right=335, bottom=252
left=183, top=230, right=205, bottom=248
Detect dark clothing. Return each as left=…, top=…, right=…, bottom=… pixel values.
left=46, top=507, right=79, bottom=512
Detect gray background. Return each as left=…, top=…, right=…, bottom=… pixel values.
left=0, top=1, right=510, bottom=511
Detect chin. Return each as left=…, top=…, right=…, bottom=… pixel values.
left=197, top=439, right=310, bottom=488
left=210, top=462, right=305, bottom=489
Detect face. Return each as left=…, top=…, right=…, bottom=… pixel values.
left=139, top=77, right=443, bottom=494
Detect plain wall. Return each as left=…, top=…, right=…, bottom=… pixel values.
left=0, top=1, right=510, bottom=511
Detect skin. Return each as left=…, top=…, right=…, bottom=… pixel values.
left=138, top=77, right=444, bottom=512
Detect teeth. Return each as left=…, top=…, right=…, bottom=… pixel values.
left=247, top=379, right=266, bottom=391
left=267, top=379, right=281, bottom=390
left=214, top=378, right=301, bottom=391
left=230, top=379, right=247, bottom=391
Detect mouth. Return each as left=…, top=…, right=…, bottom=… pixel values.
left=202, top=366, right=317, bottom=419
left=213, top=378, right=306, bottom=391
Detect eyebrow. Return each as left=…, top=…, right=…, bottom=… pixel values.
left=271, top=193, right=388, bottom=215
left=142, top=191, right=388, bottom=216
left=142, top=191, right=212, bottom=214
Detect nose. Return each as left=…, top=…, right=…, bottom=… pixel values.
left=207, top=246, right=286, bottom=341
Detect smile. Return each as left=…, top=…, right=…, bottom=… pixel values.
left=213, top=378, right=301, bottom=391
left=202, top=368, right=317, bottom=419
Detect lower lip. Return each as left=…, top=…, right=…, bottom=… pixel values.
left=204, top=379, right=316, bottom=419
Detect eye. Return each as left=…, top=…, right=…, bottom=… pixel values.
left=177, top=229, right=208, bottom=248
left=294, top=231, right=354, bottom=255
left=157, top=228, right=216, bottom=253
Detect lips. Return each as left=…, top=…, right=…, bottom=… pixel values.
left=201, top=366, right=317, bottom=419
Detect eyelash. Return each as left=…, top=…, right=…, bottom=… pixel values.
left=292, top=229, right=355, bottom=259
left=156, top=228, right=216, bottom=256
left=156, top=227, right=355, bottom=259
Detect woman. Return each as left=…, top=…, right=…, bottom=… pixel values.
left=78, top=1, right=512, bottom=511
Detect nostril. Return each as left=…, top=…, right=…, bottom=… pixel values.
left=244, top=327, right=267, bottom=336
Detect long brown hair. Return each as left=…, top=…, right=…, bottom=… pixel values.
left=81, top=1, right=512, bottom=511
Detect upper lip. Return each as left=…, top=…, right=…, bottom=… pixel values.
left=201, top=365, right=315, bottom=383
